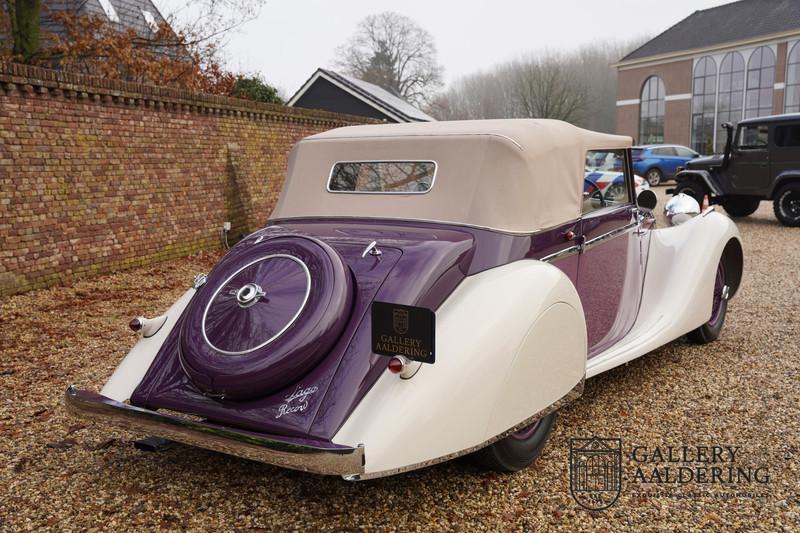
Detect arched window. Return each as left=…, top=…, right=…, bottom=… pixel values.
left=786, top=42, right=800, bottom=113
left=745, top=46, right=775, bottom=119
left=691, top=57, right=717, bottom=154
left=716, top=52, right=745, bottom=152
left=639, top=76, right=665, bottom=144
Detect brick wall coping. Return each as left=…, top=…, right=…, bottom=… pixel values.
left=0, top=61, right=379, bottom=127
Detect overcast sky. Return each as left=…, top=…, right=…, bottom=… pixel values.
left=156, top=0, right=730, bottom=98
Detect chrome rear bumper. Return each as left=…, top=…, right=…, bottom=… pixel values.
left=64, top=386, right=365, bottom=477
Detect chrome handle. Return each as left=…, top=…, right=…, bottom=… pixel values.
left=362, top=241, right=382, bottom=258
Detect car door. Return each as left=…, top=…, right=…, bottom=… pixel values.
left=730, top=123, right=771, bottom=193
left=771, top=123, right=800, bottom=188
left=656, top=146, right=681, bottom=176
left=579, top=149, right=645, bottom=358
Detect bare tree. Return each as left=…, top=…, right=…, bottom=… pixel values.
left=510, top=54, right=587, bottom=123
left=1, top=0, right=41, bottom=61
left=335, top=12, right=443, bottom=105
left=161, top=0, right=267, bottom=57
left=429, top=37, right=650, bottom=133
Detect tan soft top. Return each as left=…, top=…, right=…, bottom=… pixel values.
left=271, top=119, right=632, bottom=233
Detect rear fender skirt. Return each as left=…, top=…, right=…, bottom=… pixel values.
left=333, top=260, right=586, bottom=477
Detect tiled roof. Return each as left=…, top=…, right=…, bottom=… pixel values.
left=621, top=0, right=800, bottom=62
left=42, top=0, right=167, bottom=39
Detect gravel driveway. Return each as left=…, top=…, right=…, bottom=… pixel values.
left=1, top=188, right=798, bottom=531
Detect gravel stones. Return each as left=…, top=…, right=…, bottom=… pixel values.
left=0, top=191, right=797, bottom=531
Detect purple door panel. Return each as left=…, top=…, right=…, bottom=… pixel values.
left=576, top=206, right=644, bottom=357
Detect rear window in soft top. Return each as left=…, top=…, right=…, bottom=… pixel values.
left=328, top=161, right=436, bottom=193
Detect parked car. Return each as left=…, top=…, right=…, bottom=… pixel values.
left=65, top=120, right=743, bottom=480
left=633, top=144, right=700, bottom=186
left=584, top=166, right=650, bottom=204
left=671, top=113, right=800, bottom=226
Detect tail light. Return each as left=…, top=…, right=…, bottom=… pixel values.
left=387, top=357, right=406, bottom=374
left=129, top=315, right=168, bottom=337
left=387, top=356, right=420, bottom=379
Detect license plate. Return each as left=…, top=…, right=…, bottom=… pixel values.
left=371, top=302, right=435, bottom=363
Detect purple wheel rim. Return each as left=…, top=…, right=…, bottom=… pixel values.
left=510, top=419, right=541, bottom=441
left=708, top=261, right=726, bottom=327
left=202, top=255, right=311, bottom=354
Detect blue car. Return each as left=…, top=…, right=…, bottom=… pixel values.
left=632, top=144, right=699, bottom=186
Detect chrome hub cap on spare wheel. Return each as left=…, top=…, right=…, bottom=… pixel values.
left=235, top=282, right=267, bottom=308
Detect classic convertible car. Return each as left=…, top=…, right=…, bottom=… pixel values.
left=65, top=120, right=743, bottom=480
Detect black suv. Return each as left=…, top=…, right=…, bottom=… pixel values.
left=671, top=113, right=800, bottom=226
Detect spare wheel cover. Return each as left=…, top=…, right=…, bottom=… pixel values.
left=179, top=235, right=353, bottom=399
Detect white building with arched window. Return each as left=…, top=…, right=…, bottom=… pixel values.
left=614, top=0, right=800, bottom=155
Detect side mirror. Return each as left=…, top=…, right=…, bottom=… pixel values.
left=636, top=189, right=658, bottom=211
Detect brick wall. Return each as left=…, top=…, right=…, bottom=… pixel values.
left=0, top=62, right=376, bottom=296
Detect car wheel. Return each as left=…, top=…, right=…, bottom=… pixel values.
left=721, top=196, right=760, bottom=217
left=673, top=181, right=706, bottom=208
left=773, top=183, right=800, bottom=227
left=604, top=183, right=626, bottom=204
left=645, top=168, right=663, bottom=186
left=472, top=412, right=556, bottom=472
left=178, top=235, right=354, bottom=400
left=687, top=261, right=728, bottom=344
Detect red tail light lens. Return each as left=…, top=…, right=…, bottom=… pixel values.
left=387, top=357, right=405, bottom=374
left=129, top=317, right=143, bottom=332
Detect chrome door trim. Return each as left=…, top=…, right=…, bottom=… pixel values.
left=540, top=244, right=581, bottom=263
left=582, top=222, right=638, bottom=252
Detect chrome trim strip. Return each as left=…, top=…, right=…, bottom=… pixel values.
left=582, top=222, right=638, bottom=252
left=326, top=160, right=438, bottom=194
left=192, top=273, right=207, bottom=289
left=201, top=254, right=311, bottom=356
left=64, top=386, right=365, bottom=477
left=701, top=206, right=716, bottom=217
left=540, top=245, right=580, bottom=263
left=345, top=376, right=585, bottom=481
